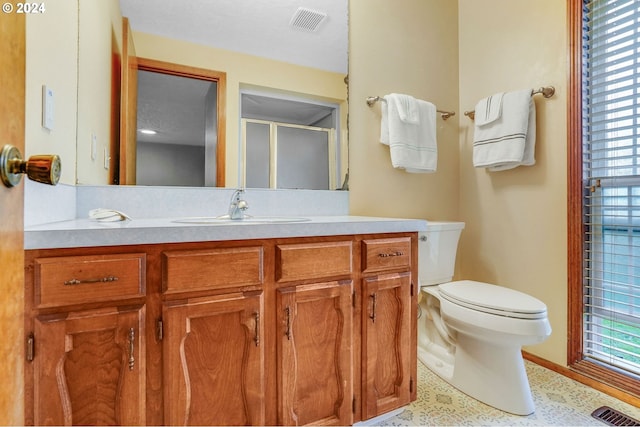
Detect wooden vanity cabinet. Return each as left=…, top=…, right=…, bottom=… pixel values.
left=360, top=237, right=416, bottom=420
left=275, top=241, right=354, bottom=426
left=24, top=232, right=417, bottom=426
left=23, top=253, right=147, bottom=426
left=160, top=247, right=266, bottom=426
left=162, top=292, right=265, bottom=425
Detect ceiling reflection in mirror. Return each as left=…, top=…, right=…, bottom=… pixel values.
left=120, top=0, right=348, bottom=74
left=79, top=0, right=349, bottom=188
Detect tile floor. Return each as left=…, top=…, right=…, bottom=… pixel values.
left=374, top=360, right=640, bottom=426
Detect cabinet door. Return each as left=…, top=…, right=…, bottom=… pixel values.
left=362, top=272, right=412, bottom=420
left=163, top=292, right=264, bottom=426
left=277, top=281, right=353, bottom=426
left=32, top=306, right=146, bottom=425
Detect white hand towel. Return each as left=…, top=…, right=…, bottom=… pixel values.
left=392, top=93, right=420, bottom=124
left=472, top=89, right=536, bottom=171
left=474, top=92, right=504, bottom=126
left=380, top=94, right=437, bottom=173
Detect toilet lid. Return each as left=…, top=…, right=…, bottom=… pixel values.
left=439, top=280, right=548, bottom=319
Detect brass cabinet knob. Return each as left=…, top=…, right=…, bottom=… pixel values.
left=0, top=144, right=61, bottom=188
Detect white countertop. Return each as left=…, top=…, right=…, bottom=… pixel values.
left=25, top=216, right=428, bottom=250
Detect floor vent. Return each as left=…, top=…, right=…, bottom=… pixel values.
left=592, top=406, right=640, bottom=426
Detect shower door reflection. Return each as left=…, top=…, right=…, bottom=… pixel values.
left=243, top=119, right=337, bottom=190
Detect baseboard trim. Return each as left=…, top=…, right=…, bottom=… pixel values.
left=522, top=351, right=640, bottom=408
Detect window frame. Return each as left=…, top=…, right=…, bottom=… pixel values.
left=567, top=0, right=640, bottom=396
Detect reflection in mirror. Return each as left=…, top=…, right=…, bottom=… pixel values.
left=241, top=93, right=341, bottom=190
left=69, top=0, right=348, bottom=188
left=136, top=71, right=215, bottom=186
left=134, top=60, right=225, bottom=187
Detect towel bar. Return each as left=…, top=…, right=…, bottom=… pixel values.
left=366, top=96, right=456, bottom=120
left=463, top=86, right=555, bottom=120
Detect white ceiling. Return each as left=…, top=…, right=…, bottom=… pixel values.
left=136, top=71, right=212, bottom=145
left=119, top=0, right=348, bottom=74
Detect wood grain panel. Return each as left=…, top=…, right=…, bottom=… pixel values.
left=0, top=11, right=25, bottom=425
left=34, top=253, right=146, bottom=308
left=162, top=246, right=263, bottom=293
left=362, top=238, right=411, bottom=273
left=362, top=272, right=412, bottom=419
left=277, top=281, right=353, bottom=426
left=32, top=306, right=145, bottom=425
left=118, top=17, right=138, bottom=185
left=275, top=241, right=352, bottom=282
left=162, top=293, right=264, bottom=425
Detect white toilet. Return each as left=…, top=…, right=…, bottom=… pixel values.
left=417, top=221, right=551, bottom=416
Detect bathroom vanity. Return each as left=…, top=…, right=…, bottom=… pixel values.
left=23, top=216, right=423, bottom=425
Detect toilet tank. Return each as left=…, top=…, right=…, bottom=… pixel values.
left=418, top=221, right=465, bottom=286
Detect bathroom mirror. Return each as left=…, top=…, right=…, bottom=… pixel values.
left=76, top=0, right=349, bottom=189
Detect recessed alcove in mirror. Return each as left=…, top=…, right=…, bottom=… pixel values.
left=134, top=61, right=224, bottom=187
left=241, top=92, right=342, bottom=190
left=72, top=0, right=349, bottom=189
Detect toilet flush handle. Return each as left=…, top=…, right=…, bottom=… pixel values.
left=0, top=144, right=61, bottom=188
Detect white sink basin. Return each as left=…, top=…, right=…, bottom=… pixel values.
left=172, top=216, right=311, bottom=224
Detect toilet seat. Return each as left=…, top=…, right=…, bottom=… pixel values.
left=439, top=280, right=547, bottom=320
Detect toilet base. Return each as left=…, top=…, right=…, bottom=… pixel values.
left=419, top=331, right=535, bottom=416
left=418, top=342, right=454, bottom=382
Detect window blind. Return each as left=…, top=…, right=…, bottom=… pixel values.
left=583, top=0, right=640, bottom=375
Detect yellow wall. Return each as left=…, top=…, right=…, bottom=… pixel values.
left=458, top=0, right=568, bottom=364
left=350, top=0, right=568, bottom=366
left=76, top=0, right=123, bottom=184
left=25, top=1, right=79, bottom=184
left=26, top=0, right=123, bottom=185
left=349, top=0, right=460, bottom=221
left=130, top=32, right=348, bottom=187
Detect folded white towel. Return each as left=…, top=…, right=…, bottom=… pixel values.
left=472, top=89, right=536, bottom=171
left=474, top=92, right=504, bottom=126
left=380, top=94, right=437, bottom=173
left=392, top=93, right=420, bottom=124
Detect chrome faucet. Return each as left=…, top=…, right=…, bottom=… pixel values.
left=228, top=189, right=249, bottom=220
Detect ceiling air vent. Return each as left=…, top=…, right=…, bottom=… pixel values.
left=289, top=7, right=327, bottom=33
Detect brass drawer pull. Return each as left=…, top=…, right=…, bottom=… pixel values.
left=64, top=276, right=119, bottom=285
left=26, top=334, right=34, bottom=362
left=284, top=306, right=292, bottom=340
left=128, top=328, right=135, bottom=371
left=369, top=293, right=377, bottom=323
left=254, top=312, right=260, bottom=347
left=378, top=251, right=404, bottom=258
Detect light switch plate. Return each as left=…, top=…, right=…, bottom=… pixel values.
left=103, top=147, right=109, bottom=170
left=91, top=133, right=97, bottom=160
left=42, top=85, right=54, bottom=130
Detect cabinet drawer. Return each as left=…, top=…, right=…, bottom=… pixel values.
left=34, top=253, right=146, bottom=308
left=362, top=238, right=411, bottom=273
left=276, top=241, right=352, bottom=282
left=162, top=247, right=264, bottom=293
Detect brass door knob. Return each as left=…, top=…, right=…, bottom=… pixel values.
left=0, top=144, right=61, bottom=188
